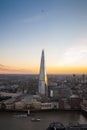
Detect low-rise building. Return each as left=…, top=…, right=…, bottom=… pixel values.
left=70, top=95, right=80, bottom=109
left=4, top=98, right=15, bottom=110
left=31, top=98, right=41, bottom=110
left=23, top=95, right=33, bottom=109
left=15, top=100, right=26, bottom=110
left=59, top=98, right=70, bottom=110
left=41, top=102, right=59, bottom=110
left=5, top=103, right=15, bottom=110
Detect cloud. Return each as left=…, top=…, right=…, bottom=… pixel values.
left=23, top=12, right=48, bottom=23
left=61, top=39, right=87, bottom=65
left=0, top=64, right=33, bottom=74
left=0, top=64, right=9, bottom=70
left=0, top=64, right=4, bottom=67
left=64, top=48, right=87, bottom=63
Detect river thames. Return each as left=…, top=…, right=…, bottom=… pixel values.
left=0, top=111, right=87, bottom=130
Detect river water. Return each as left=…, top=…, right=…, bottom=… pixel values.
left=0, top=111, right=87, bottom=130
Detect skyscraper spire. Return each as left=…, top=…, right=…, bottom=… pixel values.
left=38, top=49, right=48, bottom=96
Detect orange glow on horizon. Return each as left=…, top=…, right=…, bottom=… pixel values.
left=46, top=66, right=87, bottom=74
left=0, top=64, right=87, bottom=74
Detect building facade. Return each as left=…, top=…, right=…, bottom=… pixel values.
left=38, top=50, right=48, bottom=96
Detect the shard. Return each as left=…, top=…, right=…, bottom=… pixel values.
left=38, top=50, right=48, bottom=96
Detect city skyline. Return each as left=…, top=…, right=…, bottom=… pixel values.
left=0, top=0, right=87, bottom=74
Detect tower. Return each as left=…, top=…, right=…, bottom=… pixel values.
left=38, top=50, right=48, bottom=96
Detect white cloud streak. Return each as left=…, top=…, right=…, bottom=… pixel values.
left=23, top=12, right=48, bottom=23
left=60, top=38, right=87, bottom=65
left=0, top=64, right=33, bottom=74
left=64, top=47, right=87, bottom=63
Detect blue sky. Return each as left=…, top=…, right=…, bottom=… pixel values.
left=0, top=0, right=87, bottom=74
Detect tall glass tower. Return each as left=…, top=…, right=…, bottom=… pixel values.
left=38, top=50, right=48, bottom=96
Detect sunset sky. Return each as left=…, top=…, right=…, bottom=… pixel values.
left=0, top=0, right=87, bottom=74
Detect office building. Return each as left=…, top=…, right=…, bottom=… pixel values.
left=38, top=50, right=48, bottom=96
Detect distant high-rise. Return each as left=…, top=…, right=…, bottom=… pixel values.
left=38, top=50, right=48, bottom=96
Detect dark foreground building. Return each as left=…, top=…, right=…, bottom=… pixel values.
left=46, top=122, right=87, bottom=130
left=66, top=123, right=87, bottom=130
left=46, top=122, right=65, bottom=130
